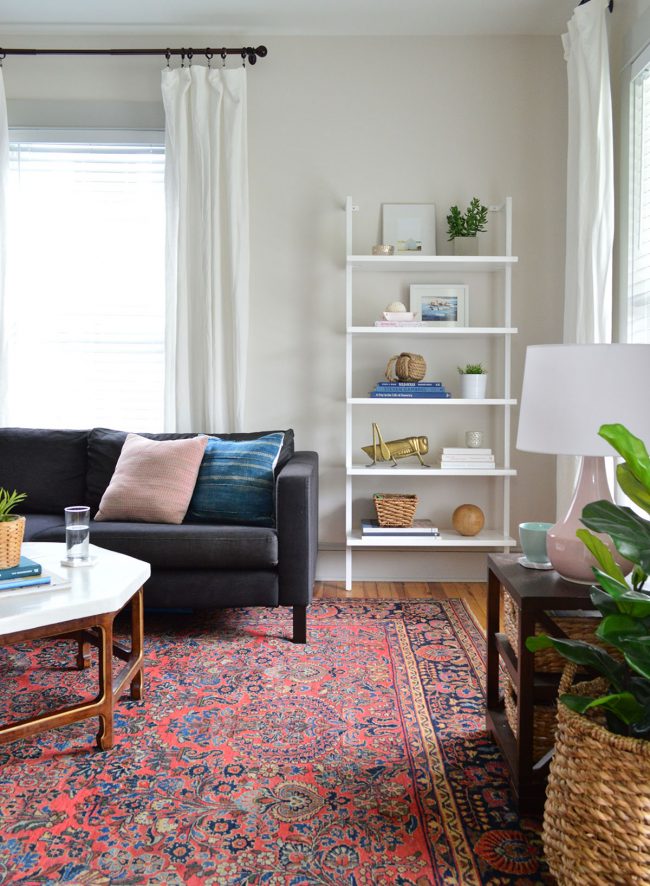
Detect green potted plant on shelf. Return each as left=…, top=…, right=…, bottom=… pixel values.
left=525, top=423, right=650, bottom=885
left=0, top=488, right=27, bottom=569
left=446, top=197, right=488, bottom=256
left=458, top=363, right=487, bottom=399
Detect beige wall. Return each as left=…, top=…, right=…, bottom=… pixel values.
left=2, top=33, right=568, bottom=579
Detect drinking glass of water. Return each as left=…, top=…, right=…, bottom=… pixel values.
left=64, top=505, right=90, bottom=564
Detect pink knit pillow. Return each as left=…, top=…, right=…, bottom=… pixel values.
left=95, top=433, right=208, bottom=524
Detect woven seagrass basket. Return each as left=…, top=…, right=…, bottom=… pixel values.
left=373, top=493, right=418, bottom=527
left=503, top=675, right=557, bottom=762
left=543, top=664, right=650, bottom=886
left=503, top=590, right=606, bottom=672
left=0, top=515, right=25, bottom=569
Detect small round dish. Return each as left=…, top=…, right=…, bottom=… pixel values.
left=518, top=555, right=553, bottom=571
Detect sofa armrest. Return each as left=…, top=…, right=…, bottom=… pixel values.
left=276, top=451, right=319, bottom=606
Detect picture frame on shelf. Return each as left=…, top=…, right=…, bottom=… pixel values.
left=382, top=204, right=437, bottom=256
left=409, top=284, right=469, bottom=326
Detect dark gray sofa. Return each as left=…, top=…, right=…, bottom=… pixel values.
left=0, top=426, right=319, bottom=642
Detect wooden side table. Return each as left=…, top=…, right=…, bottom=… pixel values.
left=486, top=553, right=594, bottom=812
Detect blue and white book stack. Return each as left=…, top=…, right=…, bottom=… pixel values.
left=369, top=381, right=451, bottom=399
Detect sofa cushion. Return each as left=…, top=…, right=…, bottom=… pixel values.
left=187, top=433, right=284, bottom=527
left=95, top=434, right=207, bottom=524
left=0, top=427, right=88, bottom=515
left=86, top=427, right=295, bottom=516
left=23, top=514, right=67, bottom=541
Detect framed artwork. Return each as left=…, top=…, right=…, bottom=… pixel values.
left=409, top=284, right=469, bottom=327
left=382, top=204, right=436, bottom=255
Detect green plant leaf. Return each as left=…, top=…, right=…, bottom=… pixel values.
left=581, top=500, right=650, bottom=573
left=614, top=589, right=650, bottom=619
left=590, top=568, right=630, bottom=600
left=576, top=530, right=627, bottom=584
left=599, top=423, right=650, bottom=490
left=596, top=614, right=646, bottom=646
left=617, top=463, right=650, bottom=516
left=590, top=586, right=621, bottom=615
left=560, top=691, right=646, bottom=725
left=525, top=635, right=625, bottom=689
left=622, top=637, right=650, bottom=680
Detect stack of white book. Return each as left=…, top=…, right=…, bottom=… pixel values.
left=440, top=447, right=495, bottom=470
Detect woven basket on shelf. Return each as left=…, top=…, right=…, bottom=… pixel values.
left=504, top=674, right=557, bottom=762
left=503, top=590, right=606, bottom=673
left=373, top=493, right=418, bottom=527
left=543, top=664, right=650, bottom=885
left=0, top=515, right=25, bottom=569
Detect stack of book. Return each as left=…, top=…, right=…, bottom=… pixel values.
left=440, top=447, right=495, bottom=470
left=361, top=519, right=440, bottom=536
left=0, top=555, right=70, bottom=595
left=369, top=381, right=451, bottom=399
left=374, top=320, right=432, bottom=328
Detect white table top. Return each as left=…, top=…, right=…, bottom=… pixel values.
left=0, top=543, right=151, bottom=635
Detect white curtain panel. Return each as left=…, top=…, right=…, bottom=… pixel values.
left=0, top=71, right=8, bottom=425
left=557, top=0, right=614, bottom=517
left=162, top=65, right=249, bottom=433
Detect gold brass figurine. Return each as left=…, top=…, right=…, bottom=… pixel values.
left=362, top=422, right=430, bottom=467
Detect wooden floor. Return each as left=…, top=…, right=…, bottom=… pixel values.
left=314, top=581, right=488, bottom=630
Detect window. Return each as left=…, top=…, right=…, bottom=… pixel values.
left=628, top=50, right=650, bottom=343
left=5, top=134, right=165, bottom=430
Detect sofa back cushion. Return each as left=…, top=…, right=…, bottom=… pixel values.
left=187, top=433, right=285, bottom=527
left=86, top=427, right=294, bottom=516
left=0, top=427, right=88, bottom=514
left=94, top=433, right=208, bottom=524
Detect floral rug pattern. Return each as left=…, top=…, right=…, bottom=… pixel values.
left=0, top=600, right=550, bottom=884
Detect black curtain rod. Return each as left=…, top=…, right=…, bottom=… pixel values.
left=0, top=45, right=268, bottom=64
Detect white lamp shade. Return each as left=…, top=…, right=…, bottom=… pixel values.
left=516, top=344, right=650, bottom=456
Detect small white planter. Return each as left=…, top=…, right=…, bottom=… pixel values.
left=460, top=373, right=487, bottom=399
left=453, top=236, right=479, bottom=256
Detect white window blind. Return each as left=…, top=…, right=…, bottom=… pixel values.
left=629, top=57, right=650, bottom=343
left=5, top=138, right=165, bottom=430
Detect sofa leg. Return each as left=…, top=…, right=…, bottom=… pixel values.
left=292, top=605, right=307, bottom=644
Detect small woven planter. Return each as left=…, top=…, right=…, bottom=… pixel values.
left=373, top=493, right=418, bottom=527
left=504, top=675, right=557, bottom=761
left=543, top=665, right=650, bottom=885
left=0, top=515, right=25, bottom=569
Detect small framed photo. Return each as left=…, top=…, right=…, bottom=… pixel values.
left=382, top=203, right=436, bottom=256
left=409, top=284, right=469, bottom=326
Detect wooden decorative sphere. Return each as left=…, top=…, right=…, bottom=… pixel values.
left=452, top=504, right=485, bottom=537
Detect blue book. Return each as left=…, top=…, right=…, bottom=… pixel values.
left=370, top=391, right=451, bottom=398
left=0, top=555, right=42, bottom=581
left=376, top=381, right=443, bottom=387
left=0, top=574, right=51, bottom=591
left=373, top=387, right=448, bottom=394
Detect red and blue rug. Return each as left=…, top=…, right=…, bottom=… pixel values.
left=0, top=600, right=550, bottom=884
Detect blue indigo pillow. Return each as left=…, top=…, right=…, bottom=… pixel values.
left=187, top=432, right=285, bottom=526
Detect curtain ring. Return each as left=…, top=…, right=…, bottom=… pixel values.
left=187, top=48, right=193, bottom=67
left=0, top=51, right=5, bottom=67
left=165, top=48, right=171, bottom=68
left=221, top=48, right=227, bottom=67
left=241, top=50, right=246, bottom=67
left=205, top=48, right=213, bottom=68
left=180, top=49, right=186, bottom=67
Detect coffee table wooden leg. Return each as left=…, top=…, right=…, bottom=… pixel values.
left=75, top=633, right=92, bottom=670
left=96, top=621, right=114, bottom=750
left=130, top=587, right=144, bottom=701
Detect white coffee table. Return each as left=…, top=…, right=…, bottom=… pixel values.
left=0, top=542, right=150, bottom=750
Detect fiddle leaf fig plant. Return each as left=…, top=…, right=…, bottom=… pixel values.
left=526, top=423, right=650, bottom=739
left=446, top=197, right=489, bottom=240
left=0, top=488, right=27, bottom=522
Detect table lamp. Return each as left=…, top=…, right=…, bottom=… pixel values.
left=516, top=344, right=650, bottom=583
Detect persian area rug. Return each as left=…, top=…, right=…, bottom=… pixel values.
left=0, top=600, right=550, bottom=885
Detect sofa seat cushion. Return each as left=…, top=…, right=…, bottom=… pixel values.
left=28, top=520, right=278, bottom=570
left=23, top=514, right=67, bottom=541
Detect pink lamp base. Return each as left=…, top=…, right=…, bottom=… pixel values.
left=548, top=455, right=632, bottom=584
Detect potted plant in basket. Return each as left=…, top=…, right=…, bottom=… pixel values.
left=525, top=423, right=650, bottom=885
left=458, top=363, right=487, bottom=399
left=0, top=488, right=27, bottom=569
left=446, top=197, right=488, bottom=256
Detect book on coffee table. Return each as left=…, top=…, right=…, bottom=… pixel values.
left=0, top=569, right=71, bottom=597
